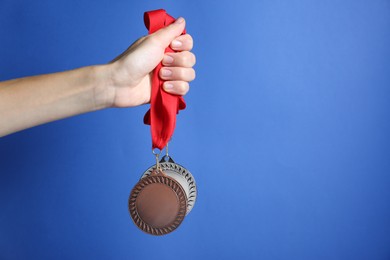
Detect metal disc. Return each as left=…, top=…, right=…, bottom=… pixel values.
left=128, top=171, right=187, bottom=236
left=141, top=161, right=197, bottom=214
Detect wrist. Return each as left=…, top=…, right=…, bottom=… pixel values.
left=90, top=64, right=116, bottom=110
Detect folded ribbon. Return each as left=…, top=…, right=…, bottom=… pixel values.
left=143, top=9, right=187, bottom=150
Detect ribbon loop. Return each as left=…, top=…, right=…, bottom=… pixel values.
left=143, top=9, right=187, bottom=150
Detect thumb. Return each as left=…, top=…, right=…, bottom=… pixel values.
left=149, top=17, right=186, bottom=48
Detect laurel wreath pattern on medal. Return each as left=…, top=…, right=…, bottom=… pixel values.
left=128, top=174, right=187, bottom=236
left=142, top=162, right=197, bottom=214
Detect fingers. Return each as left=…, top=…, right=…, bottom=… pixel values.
left=150, top=18, right=186, bottom=48
left=170, top=34, right=193, bottom=51
left=151, top=20, right=195, bottom=97
left=159, top=67, right=196, bottom=82
left=162, top=51, right=196, bottom=68
left=159, top=66, right=195, bottom=96
left=163, top=81, right=189, bottom=95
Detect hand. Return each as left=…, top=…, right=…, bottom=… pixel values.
left=0, top=18, right=196, bottom=137
left=105, top=17, right=196, bottom=108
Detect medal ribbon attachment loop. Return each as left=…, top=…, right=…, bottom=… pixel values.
left=143, top=9, right=187, bottom=150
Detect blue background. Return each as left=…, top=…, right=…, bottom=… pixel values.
left=1, top=0, right=389, bottom=259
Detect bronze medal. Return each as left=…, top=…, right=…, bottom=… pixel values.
left=129, top=154, right=197, bottom=235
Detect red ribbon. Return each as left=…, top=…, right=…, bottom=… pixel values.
left=143, top=9, right=186, bottom=150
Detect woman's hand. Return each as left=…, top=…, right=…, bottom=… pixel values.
left=101, top=17, right=196, bottom=108
left=0, top=18, right=195, bottom=137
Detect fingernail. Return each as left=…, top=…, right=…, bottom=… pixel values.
left=164, top=83, right=174, bottom=90
left=163, top=55, right=174, bottom=64
left=171, top=40, right=182, bottom=48
left=175, top=17, right=184, bottom=24
left=161, top=69, right=172, bottom=77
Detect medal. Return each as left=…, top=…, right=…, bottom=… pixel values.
left=128, top=9, right=197, bottom=236
left=129, top=148, right=197, bottom=235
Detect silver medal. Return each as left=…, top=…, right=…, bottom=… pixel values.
left=140, top=155, right=197, bottom=214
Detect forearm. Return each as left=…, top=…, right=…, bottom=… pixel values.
left=0, top=65, right=113, bottom=137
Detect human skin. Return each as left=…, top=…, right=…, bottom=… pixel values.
left=0, top=17, right=195, bottom=137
